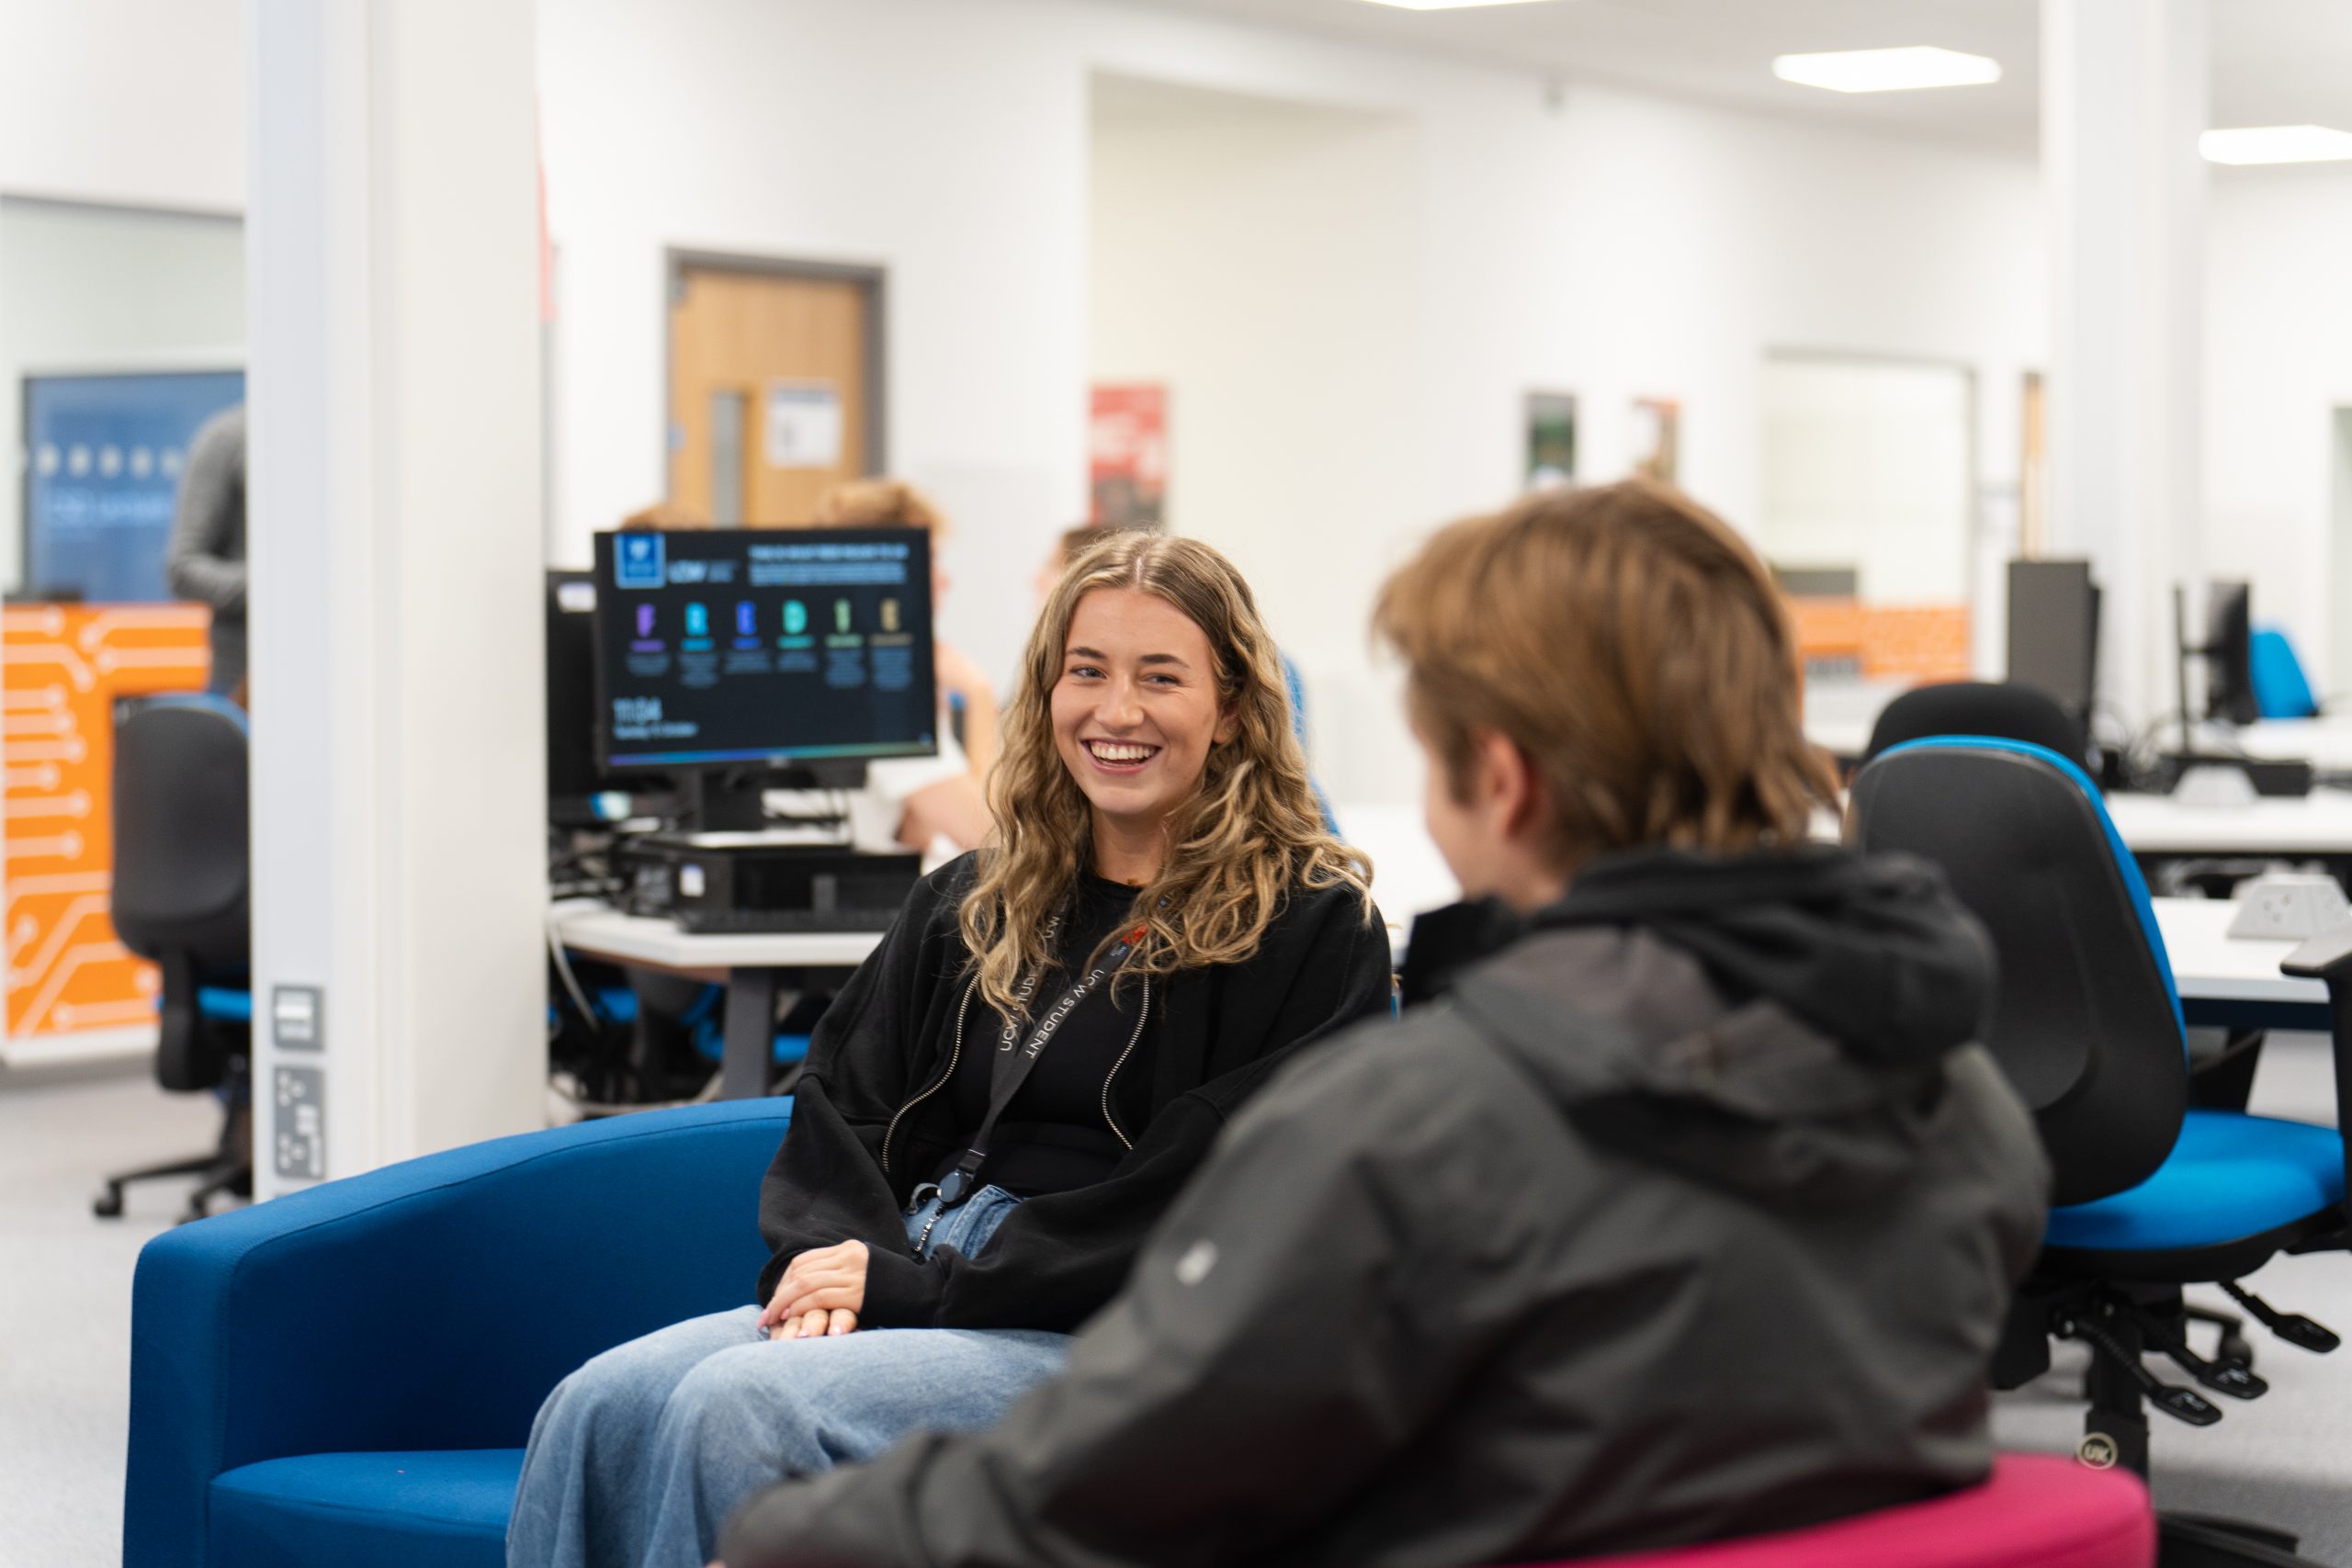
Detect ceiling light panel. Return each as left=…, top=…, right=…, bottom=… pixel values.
left=1771, top=46, right=2002, bottom=95
left=2200, top=125, right=2352, bottom=164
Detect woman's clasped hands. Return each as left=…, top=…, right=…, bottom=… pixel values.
left=758, top=1240, right=869, bottom=1340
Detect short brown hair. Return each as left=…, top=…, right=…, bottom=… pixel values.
left=813, top=478, right=947, bottom=536
left=1374, top=479, right=1834, bottom=871
left=621, top=500, right=707, bottom=530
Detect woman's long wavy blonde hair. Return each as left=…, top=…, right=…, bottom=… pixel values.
left=959, top=532, right=1372, bottom=1023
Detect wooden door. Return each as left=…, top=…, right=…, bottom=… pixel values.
left=668, top=263, right=875, bottom=525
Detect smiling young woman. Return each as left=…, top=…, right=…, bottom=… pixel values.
left=506, top=532, right=1390, bottom=1568
left=961, top=534, right=1359, bottom=1029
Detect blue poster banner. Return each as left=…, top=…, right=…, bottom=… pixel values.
left=23, top=369, right=245, bottom=603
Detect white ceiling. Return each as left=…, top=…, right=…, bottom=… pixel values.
left=1118, top=0, right=2352, bottom=159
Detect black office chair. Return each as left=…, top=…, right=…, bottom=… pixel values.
left=96, top=694, right=254, bottom=1224
left=1852, top=738, right=2350, bottom=1567
left=1862, top=680, right=2086, bottom=766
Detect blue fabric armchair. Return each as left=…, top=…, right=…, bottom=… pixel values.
left=124, top=1099, right=793, bottom=1568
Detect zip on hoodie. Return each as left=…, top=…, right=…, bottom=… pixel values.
left=881, top=981, right=974, bottom=1176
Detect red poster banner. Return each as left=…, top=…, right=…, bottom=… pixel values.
left=1089, top=384, right=1166, bottom=529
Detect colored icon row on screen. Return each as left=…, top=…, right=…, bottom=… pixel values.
left=630, top=599, right=899, bottom=637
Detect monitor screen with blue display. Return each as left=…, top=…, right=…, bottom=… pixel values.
left=592, top=526, right=938, bottom=771
left=22, top=369, right=244, bottom=603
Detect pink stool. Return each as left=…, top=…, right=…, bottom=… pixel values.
left=1532, top=1455, right=2154, bottom=1568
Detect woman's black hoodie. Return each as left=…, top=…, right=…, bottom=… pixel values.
left=752, top=852, right=1392, bottom=1332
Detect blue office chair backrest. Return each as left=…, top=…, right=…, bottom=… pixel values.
left=1849, top=738, right=2186, bottom=1207
left=2250, top=626, right=2319, bottom=720
left=1863, top=680, right=2086, bottom=767
left=112, top=695, right=250, bottom=972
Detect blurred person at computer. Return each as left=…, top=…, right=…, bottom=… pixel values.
left=713, top=479, right=2049, bottom=1568
left=508, top=532, right=1392, bottom=1568
left=166, top=403, right=248, bottom=695
left=815, top=478, right=998, bottom=793
left=1033, top=523, right=1105, bottom=610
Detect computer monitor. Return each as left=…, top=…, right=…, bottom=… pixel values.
left=591, top=527, right=937, bottom=829
left=2006, top=559, right=2101, bottom=725
left=547, top=570, right=673, bottom=827
left=2201, top=581, right=2256, bottom=725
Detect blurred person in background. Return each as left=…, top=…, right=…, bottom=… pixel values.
left=815, top=479, right=1000, bottom=783
left=167, top=403, right=247, bottom=695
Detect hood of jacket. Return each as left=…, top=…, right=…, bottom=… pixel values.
left=1434, top=843, right=1999, bottom=1201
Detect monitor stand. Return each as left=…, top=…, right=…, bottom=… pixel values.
left=673, top=761, right=875, bottom=833
left=675, top=769, right=771, bottom=834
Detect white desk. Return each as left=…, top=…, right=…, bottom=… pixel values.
left=550, top=899, right=885, bottom=1098
left=2153, top=897, right=2328, bottom=1022
left=552, top=858, right=2335, bottom=1095
left=2233, top=716, right=2352, bottom=773
left=2103, top=789, right=2352, bottom=859
left=550, top=900, right=883, bottom=971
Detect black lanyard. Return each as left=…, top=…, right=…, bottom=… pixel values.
left=932, top=918, right=1148, bottom=1208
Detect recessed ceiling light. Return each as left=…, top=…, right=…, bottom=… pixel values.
left=1771, top=46, right=2002, bottom=95
left=1356, top=0, right=1559, bottom=10
left=2200, top=125, right=2352, bottom=164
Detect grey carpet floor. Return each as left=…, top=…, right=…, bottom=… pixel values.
left=4, top=1041, right=2349, bottom=1566
left=0, top=1060, right=221, bottom=1568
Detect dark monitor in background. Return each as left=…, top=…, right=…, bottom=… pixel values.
left=591, top=527, right=937, bottom=829
left=2201, top=580, right=2257, bottom=725
left=547, top=570, right=672, bottom=827
left=2006, top=559, right=2101, bottom=727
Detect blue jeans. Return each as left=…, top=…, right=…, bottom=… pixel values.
left=507, top=1185, right=1064, bottom=1568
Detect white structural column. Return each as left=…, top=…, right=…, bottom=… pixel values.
left=246, top=0, right=546, bottom=1196
left=2041, top=0, right=2207, bottom=722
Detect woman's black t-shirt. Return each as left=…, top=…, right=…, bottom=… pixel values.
left=930, top=873, right=1150, bottom=1198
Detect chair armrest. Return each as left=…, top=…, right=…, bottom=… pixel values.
left=2282, top=924, right=2352, bottom=982
left=124, top=1099, right=791, bottom=1568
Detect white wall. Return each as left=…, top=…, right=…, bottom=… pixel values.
left=542, top=0, right=2052, bottom=803
left=538, top=0, right=1094, bottom=691
left=15, top=0, right=2351, bottom=743
left=1758, top=356, right=1975, bottom=605
left=1090, top=79, right=1424, bottom=800
left=0, top=0, right=244, bottom=213
left=2203, top=164, right=2352, bottom=691
left=1080, top=38, right=2044, bottom=796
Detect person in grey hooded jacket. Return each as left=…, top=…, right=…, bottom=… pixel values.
left=715, top=479, right=2051, bottom=1568
left=165, top=403, right=246, bottom=694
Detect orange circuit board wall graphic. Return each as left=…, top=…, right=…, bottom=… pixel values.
left=4, top=604, right=210, bottom=1059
